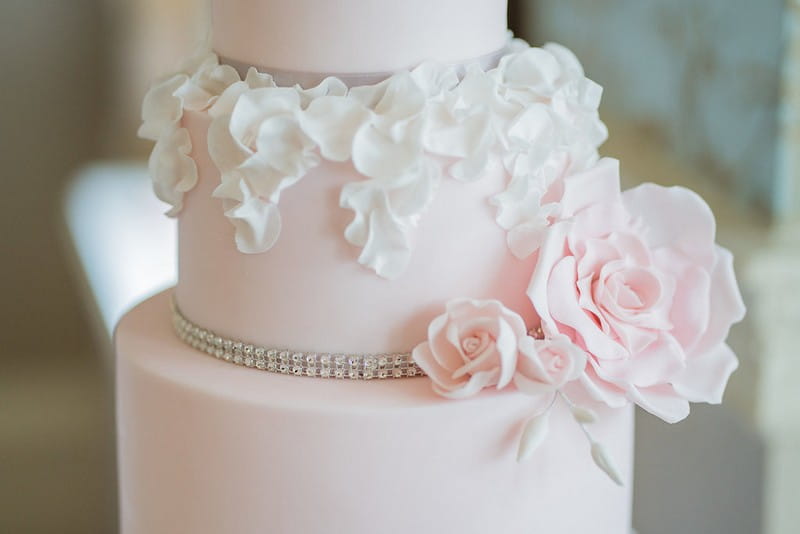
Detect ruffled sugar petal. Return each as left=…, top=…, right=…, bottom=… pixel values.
left=433, top=369, right=500, bottom=399
left=139, top=74, right=189, bottom=140
left=622, top=184, right=717, bottom=270
left=493, top=319, right=521, bottom=389
left=499, top=47, right=562, bottom=95
left=596, top=333, right=686, bottom=388
left=412, top=341, right=466, bottom=392
left=547, top=256, right=628, bottom=360
left=542, top=42, right=586, bottom=78
left=664, top=261, right=711, bottom=350
left=410, top=61, right=460, bottom=97
left=577, top=369, right=629, bottom=409
left=148, top=126, right=197, bottom=216
left=296, top=77, right=348, bottom=105
left=299, top=96, right=371, bottom=161
left=207, top=113, right=251, bottom=175
left=177, top=64, right=241, bottom=112
left=340, top=182, right=413, bottom=279
left=559, top=158, right=621, bottom=218
left=626, top=384, right=690, bottom=424
left=672, top=342, right=739, bottom=404
left=351, top=119, right=424, bottom=180
left=254, top=115, right=319, bottom=179
left=223, top=193, right=282, bottom=254
left=692, top=246, right=746, bottom=355
left=430, top=322, right=470, bottom=375
left=527, top=220, right=571, bottom=334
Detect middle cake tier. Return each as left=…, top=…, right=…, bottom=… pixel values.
left=176, top=110, right=539, bottom=353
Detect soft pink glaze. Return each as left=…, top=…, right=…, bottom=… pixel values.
left=117, top=291, right=634, bottom=534
left=176, top=111, right=538, bottom=353
left=211, top=0, right=509, bottom=72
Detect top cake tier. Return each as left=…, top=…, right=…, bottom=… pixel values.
left=211, top=0, right=509, bottom=72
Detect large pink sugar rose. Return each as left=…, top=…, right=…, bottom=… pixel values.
left=528, top=176, right=745, bottom=422
left=412, top=299, right=530, bottom=399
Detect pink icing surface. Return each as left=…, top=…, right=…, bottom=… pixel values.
left=176, top=110, right=539, bottom=353
left=211, top=0, right=509, bottom=72
left=116, top=291, right=634, bottom=534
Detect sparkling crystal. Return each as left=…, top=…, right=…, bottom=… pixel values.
left=378, top=357, right=388, bottom=368
left=255, top=347, right=266, bottom=359
left=223, top=339, right=233, bottom=351
left=348, top=356, right=359, bottom=367
left=394, top=355, right=404, bottom=366
left=267, top=350, right=277, bottom=362
left=233, top=342, right=243, bottom=353
left=393, top=368, right=403, bottom=378
left=214, top=336, right=223, bottom=347
left=292, top=353, right=303, bottom=363
left=334, top=369, right=345, bottom=378
left=348, top=369, right=359, bottom=379
left=233, top=354, right=243, bottom=365
left=364, top=357, right=377, bottom=369
left=320, top=355, right=331, bottom=366
left=305, top=368, right=316, bottom=377
left=214, top=348, right=224, bottom=358
left=320, top=368, right=331, bottom=378
left=244, top=357, right=254, bottom=367
left=378, top=370, right=388, bottom=379
left=408, top=367, right=417, bottom=376
left=256, top=360, right=266, bottom=370
left=334, top=355, right=345, bottom=367
left=292, top=366, right=303, bottom=375
left=267, top=362, right=277, bottom=371
left=279, top=351, right=290, bottom=363
left=279, top=364, right=289, bottom=374
left=244, top=345, right=254, bottom=355
left=306, top=353, right=317, bottom=364
left=223, top=352, right=233, bottom=362
left=364, top=369, right=375, bottom=379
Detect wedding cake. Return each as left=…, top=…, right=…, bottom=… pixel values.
left=116, top=0, right=745, bottom=532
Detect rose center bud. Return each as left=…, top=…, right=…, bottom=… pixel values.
left=609, top=267, right=662, bottom=311
left=547, top=354, right=565, bottom=372
left=462, top=336, right=482, bottom=355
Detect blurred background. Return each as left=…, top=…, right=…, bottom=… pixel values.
left=1, top=0, right=797, bottom=532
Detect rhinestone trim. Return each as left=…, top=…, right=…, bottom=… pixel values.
left=171, top=299, right=424, bottom=379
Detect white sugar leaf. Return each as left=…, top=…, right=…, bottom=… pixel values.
left=570, top=405, right=597, bottom=424
left=590, top=441, right=623, bottom=486
left=517, top=411, right=550, bottom=463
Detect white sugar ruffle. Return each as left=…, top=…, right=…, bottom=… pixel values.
left=140, top=38, right=607, bottom=278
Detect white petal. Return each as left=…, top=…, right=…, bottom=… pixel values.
left=590, top=441, right=623, bottom=486
left=300, top=96, right=371, bottom=161
left=570, top=405, right=597, bottom=424
left=517, top=409, right=552, bottom=462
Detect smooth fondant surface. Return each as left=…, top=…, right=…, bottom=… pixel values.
left=116, top=291, right=634, bottom=534
left=176, top=110, right=539, bottom=353
left=212, top=0, right=509, bottom=72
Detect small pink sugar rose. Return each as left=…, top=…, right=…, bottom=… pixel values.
left=528, top=179, right=746, bottom=423
left=412, top=299, right=530, bottom=399
left=514, top=335, right=587, bottom=395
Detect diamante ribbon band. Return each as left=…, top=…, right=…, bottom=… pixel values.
left=172, top=298, right=424, bottom=379
left=218, top=45, right=509, bottom=88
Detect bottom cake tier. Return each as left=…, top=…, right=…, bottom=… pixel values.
left=115, top=291, right=634, bottom=534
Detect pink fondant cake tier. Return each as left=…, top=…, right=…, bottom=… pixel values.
left=212, top=0, right=509, bottom=72
left=116, top=291, right=634, bottom=534
left=176, top=111, right=538, bottom=353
